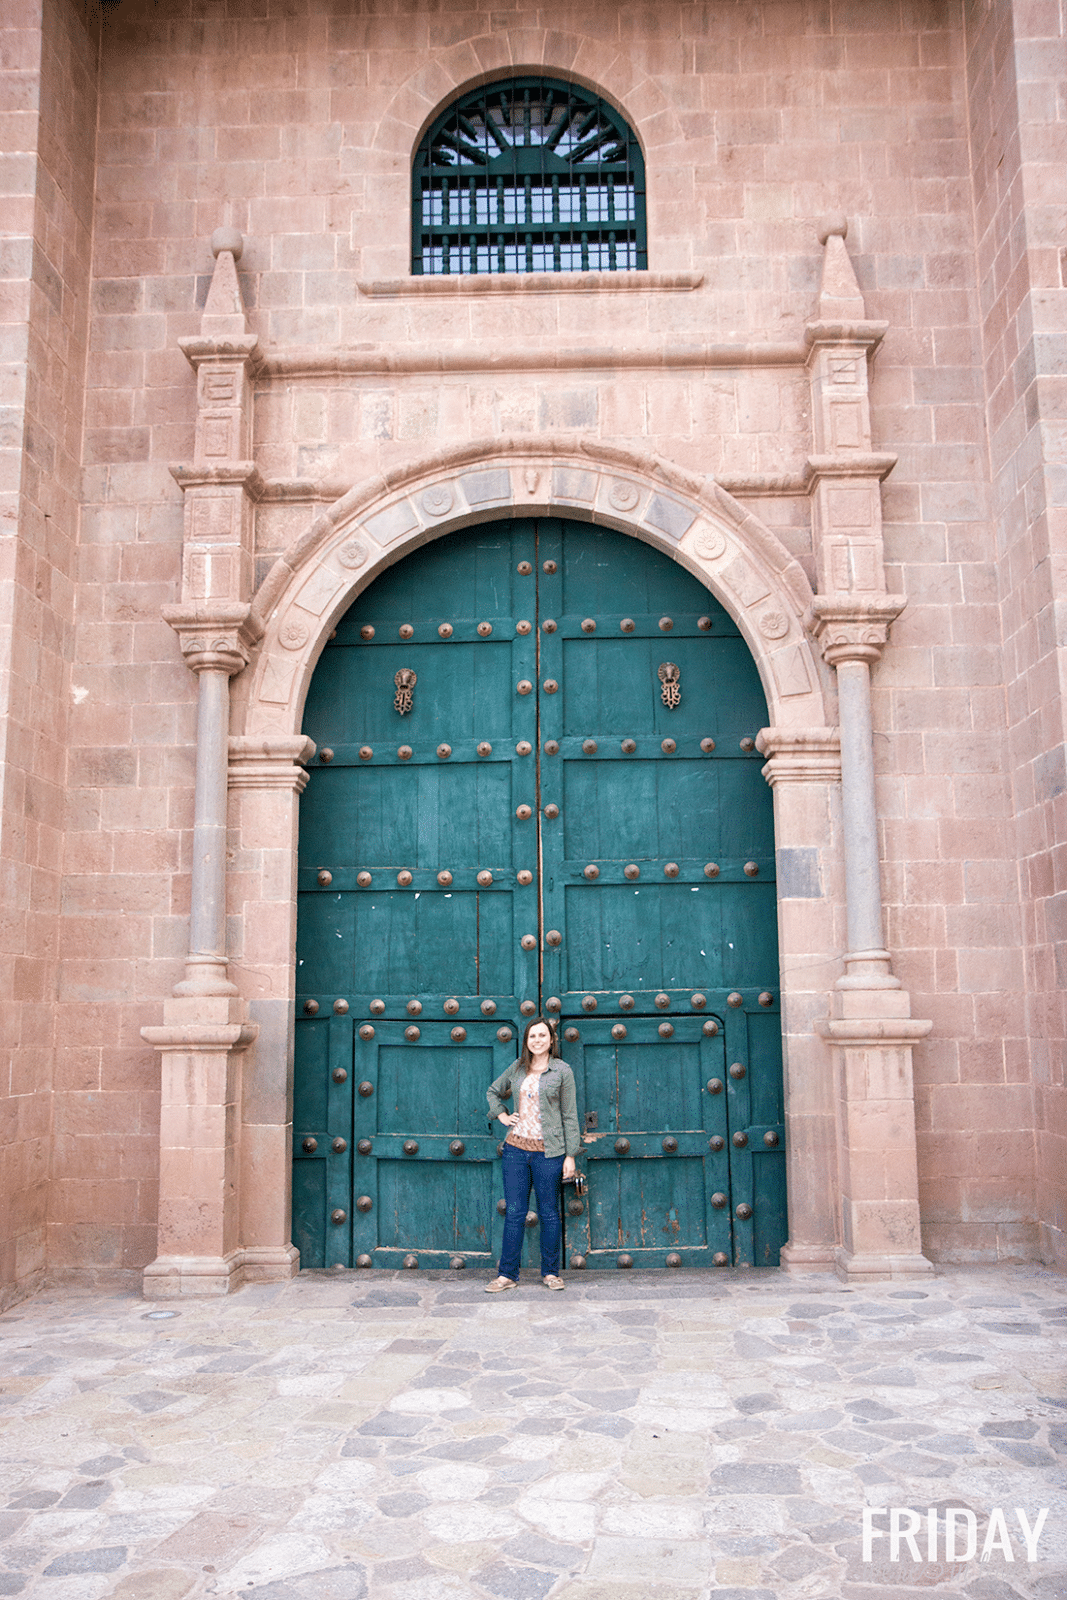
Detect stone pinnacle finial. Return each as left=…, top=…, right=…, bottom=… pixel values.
left=201, top=228, right=249, bottom=336
left=814, top=215, right=865, bottom=320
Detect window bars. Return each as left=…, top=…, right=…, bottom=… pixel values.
left=412, top=77, right=647, bottom=276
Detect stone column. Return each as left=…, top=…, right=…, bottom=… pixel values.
left=757, top=728, right=843, bottom=1273
left=141, top=230, right=269, bottom=1298
left=803, top=220, right=933, bottom=1281
left=141, top=615, right=261, bottom=1299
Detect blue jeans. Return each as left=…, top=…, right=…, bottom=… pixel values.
left=498, top=1143, right=564, bottom=1280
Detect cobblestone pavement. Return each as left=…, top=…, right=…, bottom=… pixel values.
left=0, top=1265, right=1065, bottom=1600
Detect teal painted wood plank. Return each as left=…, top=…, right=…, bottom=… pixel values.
left=717, top=883, right=779, bottom=986
left=376, top=1039, right=498, bottom=1133
left=292, top=1161, right=327, bottom=1269
left=292, top=1017, right=330, bottom=1131
left=477, top=892, right=517, bottom=996
left=563, top=883, right=727, bottom=993
left=377, top=1161, right=495, bottom=1253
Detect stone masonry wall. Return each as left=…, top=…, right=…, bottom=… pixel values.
left=56, top=0, right=1044, bottom=1274
left=0, top=0, right=98, bottom=1308
left=965, top=0, right=1067, bottom=1270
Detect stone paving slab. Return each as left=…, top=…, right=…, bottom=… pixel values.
left=0, top=1265, right=1064, bottom=1598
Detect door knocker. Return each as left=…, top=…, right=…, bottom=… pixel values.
left=658, top=662, right=681, bottom=709
left=394, top=668, right=416, bottom=715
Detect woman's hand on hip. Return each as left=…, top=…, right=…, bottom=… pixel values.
left=562, top=1156, right=576, bottom=1179
left=497, top=1112, right=519, bottom=1127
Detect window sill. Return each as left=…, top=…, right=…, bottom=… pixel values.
left=359, top=270, right=703, bottom=298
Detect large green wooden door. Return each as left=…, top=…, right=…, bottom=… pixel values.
left=294, top=519, right=786, bottom=1271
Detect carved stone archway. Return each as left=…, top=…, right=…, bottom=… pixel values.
left=236, top=437, right=829, bottom=737
left=212, top=441, right=848, bottom=1296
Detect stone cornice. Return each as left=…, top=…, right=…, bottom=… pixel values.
left=359, top=270, right=704, bottom=297
left=141, top=1022, right=259, bottom=1051
left=257, top=341, right=811, bottom=380
left=178, top=333, right=260, bottom=368
left=170, top=462, right=266, bottom=497
left=804, top=320, right=889, bottom=354
left=804, top=453, right=898, bottom=484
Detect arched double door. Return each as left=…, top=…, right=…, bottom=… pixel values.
left=293, top=519, right=786, bottom=1271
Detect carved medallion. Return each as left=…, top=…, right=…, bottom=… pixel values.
left=280, top=616, right=310, bottom=650
left=758, top=610, right=789, bottom=640
left=338, top=538, right=368, bottom=569
left=694, top=527, right=727, bottom=561
left=421, top=484, right=454, bottom=517
left=609, top=480, right=640, bottom=511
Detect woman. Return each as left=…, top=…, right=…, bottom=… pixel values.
left=484, top=1017, right=581, bottom=1292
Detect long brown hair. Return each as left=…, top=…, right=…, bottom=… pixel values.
left=519, top=1016, right=559, bottom=1069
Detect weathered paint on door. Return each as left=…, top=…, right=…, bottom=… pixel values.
left=294, top=519, right=786, bottom=1271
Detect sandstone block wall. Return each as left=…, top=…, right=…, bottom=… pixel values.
left=964, top=0, right=1067, bottom=1269
left=0, top=0, right=97, bottom=1310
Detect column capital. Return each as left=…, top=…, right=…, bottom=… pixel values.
left=229, top=734, right=316, bottom=791
left=756, top=726, right=841, bottom=785
left=162, top=602, right=264, bottom=676
left=806, top=594, right=906, bottom=667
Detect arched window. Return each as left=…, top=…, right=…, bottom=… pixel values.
left=412, top=76, right=646, bottom=276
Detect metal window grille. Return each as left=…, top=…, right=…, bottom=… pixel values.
left=412, top=76, right=647, bottom=276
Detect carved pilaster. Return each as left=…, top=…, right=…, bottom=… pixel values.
left=798, top=222, right=933, bottom=1280
left=172, top=229, right=261, bottom=610
left=805, top=218, right=899, bottom=611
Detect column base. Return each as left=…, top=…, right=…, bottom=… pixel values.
left=242, top=1244, right=300, bottom=1283
left=834, top=1245, right=935, bottom=1282
left=143, top=1244, right=300, bottom=1298
left=143, top=1251, right=246, bottom=1299
left=779, top=1241, right=837, bottom=1274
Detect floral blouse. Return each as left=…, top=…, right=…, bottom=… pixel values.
left=506, top=1068, right=545, bottom=1149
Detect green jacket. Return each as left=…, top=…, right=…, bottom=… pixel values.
left=486, top=1059, right=582, bottom=1159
